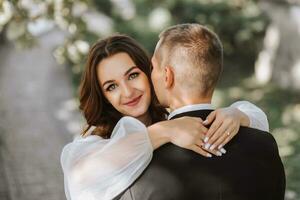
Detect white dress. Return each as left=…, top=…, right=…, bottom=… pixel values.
left=61, top=101, right=269, bottom=200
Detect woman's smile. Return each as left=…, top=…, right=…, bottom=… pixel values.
left=123, top=95, right=143, bottom=107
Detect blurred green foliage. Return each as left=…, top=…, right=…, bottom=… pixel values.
left=113, top=0, right=268, bottom=59
left=0, top=0, right=269, bottom=87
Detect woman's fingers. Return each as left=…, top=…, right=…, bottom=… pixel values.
left=202, top=107, right=244, bottom=152
left=203, top=110, right=216, bottom=126
left=204, top=118, right=222, bottom=143
left=205, top=119, right=232, bottom=150
left=171, top=116, right=233, bottom=157
left=191, top=145, right=212, bottom=157
left=195, top=140, right=223, bottom=157
left=206, top=148, right=223, bottom=156
left=211, top=125, right=234, bottom=151
left=218, top=126, right=239, bottom=150
left=185, top=117, right=208, bottom=139
left=193, top=140, right=223, bottom=157
left=198, top=123, right=209, bottom=140
left=190, top=117, right=208, bottom=140
left=192, top=140, right=224, bottom=157
left=169, top=116, right=210, bottom=149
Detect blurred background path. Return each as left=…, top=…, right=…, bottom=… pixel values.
left=0, top=30, right=78, bottom=200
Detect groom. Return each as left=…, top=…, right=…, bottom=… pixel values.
left=119, top=23, right=285, bottom=200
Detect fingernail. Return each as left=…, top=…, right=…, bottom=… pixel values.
left=204, top=143, right=211, bottom=150
left=218, top=145, right=223, bottom=150
left=209, top=145, right=215, bottom=150
left=207, top=153, right=212, bottom=157
left=203, top=120, right=208, bottom=124
left=204, top=137, right=209, bottom=143
left=216, top=151, right=222, bottom=156
left=220, top=148, right=226, bottom=154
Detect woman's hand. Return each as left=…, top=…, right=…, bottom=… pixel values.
left=148, top=117, right=223, bottom=157
left=202, top=107, right=250, bottom=151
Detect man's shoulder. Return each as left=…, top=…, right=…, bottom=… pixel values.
left=234, top=126, right=279, bottom=154
left=238, top=126, right=275, bottom=141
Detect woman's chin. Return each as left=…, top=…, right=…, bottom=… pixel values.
left=126, top=107, right=148, bottom=119
left=128, top=111, right=147, bottom=118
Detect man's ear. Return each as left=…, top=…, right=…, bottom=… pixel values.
left=164, top=66, right=174, bottom=89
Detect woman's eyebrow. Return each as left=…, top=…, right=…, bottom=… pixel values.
left=102, top=80, right=114, bottom=87
left=124, top=66, right=138, bottom=76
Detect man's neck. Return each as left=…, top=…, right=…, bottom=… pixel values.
left=167, top=103, right=213, bottom=120
left=169, top=96, right=212, bottom=112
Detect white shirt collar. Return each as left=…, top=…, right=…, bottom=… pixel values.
left=168, top=104, right=214, bottom=120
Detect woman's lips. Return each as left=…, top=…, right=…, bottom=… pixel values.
left=123, top=95, right=142, bottom=107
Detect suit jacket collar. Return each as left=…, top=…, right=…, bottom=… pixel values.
left=169, top=109, right=214, bottom=121
left=168, top=104, right=214, bottom=120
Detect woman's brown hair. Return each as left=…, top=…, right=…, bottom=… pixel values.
left=79, top=34, right=167, bottom=138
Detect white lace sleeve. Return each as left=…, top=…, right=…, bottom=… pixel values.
left=230, top=100, right=269, bottom=132
left=61, top=116, right=153, bottom=200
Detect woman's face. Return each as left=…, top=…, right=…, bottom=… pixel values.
left=97, top=52, right=152, bottom=118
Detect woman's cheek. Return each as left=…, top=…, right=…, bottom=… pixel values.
left=105, top=92, right=118, bottom=106
left=140, top=76, right=151, bottom=90
left=141, top=81, right=152, bottom=105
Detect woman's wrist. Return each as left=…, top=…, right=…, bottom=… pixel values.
left=237, top=108, right=250, bottom=127
left=147, top=122, right=171, bottom=150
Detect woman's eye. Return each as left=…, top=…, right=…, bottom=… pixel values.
left=106, top=84, right=117, bottom=91
left=128, top=72, right=139, bottom=80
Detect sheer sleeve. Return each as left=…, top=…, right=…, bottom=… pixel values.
left=61, top=116, right=153, bottom=200
left=230, top=100, right=269, bottom=132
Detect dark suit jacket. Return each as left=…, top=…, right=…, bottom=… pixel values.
left=117, top=110, right=285, bottom=200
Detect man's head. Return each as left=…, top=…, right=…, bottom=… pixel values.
left=151, top=23, right=223, bottom=109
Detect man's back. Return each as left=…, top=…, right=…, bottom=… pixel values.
left=119, top=110, right=285, bottom=200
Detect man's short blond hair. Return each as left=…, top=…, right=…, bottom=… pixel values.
left=156, top=23, right=223, bottom=97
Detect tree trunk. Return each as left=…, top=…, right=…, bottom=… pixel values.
left=256, top=1, right=300, bottom=90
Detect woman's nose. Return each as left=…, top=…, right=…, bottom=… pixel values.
left=121, top=83, right=134, bottom=98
